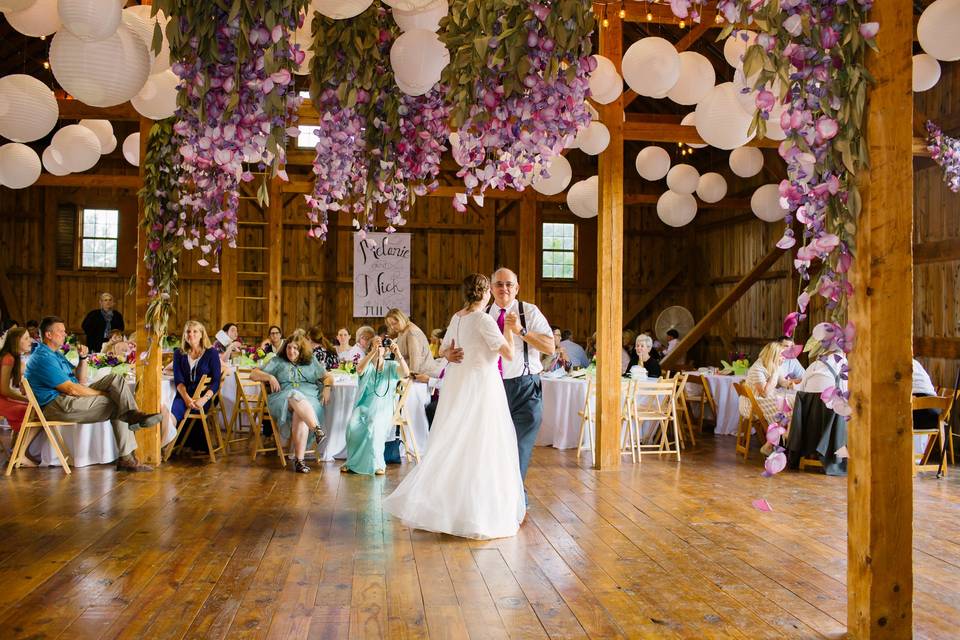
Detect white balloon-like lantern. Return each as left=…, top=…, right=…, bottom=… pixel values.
left=42, top=146, right=70, bottom=176
left=657, top=191, right=697, bottom=227
left=101, top=135, right=117, bottom=154
left=0, top=143, right=42, bottom=189
left=78, top=118, right=113, bottom=150
left=5, top=0, right=60, bottom=37
left=751, top=183, right=788, bottom=222
left=0, top=0, right=37, bottom=12
left=566, top=176, right=598, bottom=218
left=0, top=74, right=59, bottom=143
left=695, top=82, right=754, bottom=150
left=680, top=112, right=706, bottom=149
left=729, top=146, right=764, bottom=178
left=313, top=0, right=373, bottom=19
left=532, top=155, right=572, bottom=196
left=122, top=132, right=140, bottom=166
left=666, top=164, right=700, bottom=195
left=131, top=69, right=179, bottom=120
left=383, top=0, right=441, bottom=10
left=51, top=124, right=101, bottom=172
left=667, top=51, right=715, bottom=105
left=576, top=121, right=610, bottom=155
left=291, top=18, right=313, bottom=75
left=918, top=0, right=960, bottom=61
left=696, top=172, right=728, bottom=203
left=390, top=28, right=448, bottom=96
left=621, top=37, right=681, bottom=98
left=723, top=30, right=757, bottom=68
left=59, top=0, right=121, bottom=41
left=588, top=55, right=623, bottom=105
left=124, top=5, right=171, bottom=73
left=635, top=146, right=671, bottom=181
left=393, top=0, right=447, bottom=32
left=913, top=53, right=942, bottom=92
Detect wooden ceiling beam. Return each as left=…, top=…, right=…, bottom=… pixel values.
left=675, top=21, right=713, bottom=51
left=35, top=174, right=142, bottom=188
left=57, top=99, right=139, bottom=121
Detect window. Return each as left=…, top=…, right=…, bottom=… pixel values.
left=80, top=208, right=119, bottom=269
left=542, top=222, right=575, bottom=279
left=297, top=125, right=320, bottom=148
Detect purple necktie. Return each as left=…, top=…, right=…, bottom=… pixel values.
left=496, top=308, right=506, bottom=378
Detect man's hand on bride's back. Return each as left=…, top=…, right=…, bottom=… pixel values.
left=445, top=339, right=465, bottom=363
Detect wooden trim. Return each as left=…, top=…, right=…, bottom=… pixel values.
left=35, top=174, right=142, bottom=189
left=57, top=99, right=138, bottom=121
left=623, top=265, right=684, bottom=327
left=709, top=269, right=787, bottom=285
left=913, top=238, right=960, bottom=264
left=675, top=22, right=713, bottom=52
left=623, top=119, right=781, bottom=148
left=518, top=191, right=538, bottom=304
left=914, top=336, right=960, bottom=360
left=43, top=191, right=57, bottom=315
left=267, top=177, right=283, bottom=328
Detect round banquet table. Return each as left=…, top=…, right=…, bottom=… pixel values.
left=698, top=374, right=745, bottom=436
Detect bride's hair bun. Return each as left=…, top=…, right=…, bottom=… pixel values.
left=463, top=273, right=490, bottom=304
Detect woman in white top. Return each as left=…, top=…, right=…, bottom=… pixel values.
left=739, top=341, right=786, bottom=423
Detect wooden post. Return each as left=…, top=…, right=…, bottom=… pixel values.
left=267, top=176, right=283, bottom=328
left=43, top=191, right=57, bottom=315
left=219, top=239, right=238, bottom=333
left=847, top=0, right=914, bottom=635
left=133, top=117, right=161, bottom=464
left=480, top=203, right=496, bottom=276
left=594, top=9, right=624, bottom=470
left=519, top=190, right=538, bottom=305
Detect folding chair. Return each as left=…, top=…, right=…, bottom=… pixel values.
left=684, top=373, right=717, bottom=433
left=6, top=378, right=76, bottom=475
left=248, top=381, right=286, bottom=468
left=633, top=378, right=681, bottom=462
left=620, top=379, right=639, bottom=463
left=733, top=381, right=767, bottom=461
left=225, top=368, right=260, bottom=454
left=912, top=395, right=953, bottom=475
left=936, top=386, right=958, bottom=466
left=393, top=379, right=420, bottom=463
left=163, top=375, right=226, bottom=463
left=673, top=372, right=697, bottom=449
left=576, top=377, right=596, bottom=465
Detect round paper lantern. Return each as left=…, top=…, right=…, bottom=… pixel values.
left=729, top=146, right=764, bottom=177
left=0, top=0, right=38, bottom=12
left=124, top=5, right=171, bottom=73
left=390, top=28, right=448, bottom=95
left=5, top=0, right=60, bottom=37
left=635, top=146, right=671, bottom=181
left=78, top=118, right=113, bottom=150
left=695, top=82, right=754, bottom=150
left=657, top=191, right=697, bottom=227
left=622, top=37, right=681, bottom=98
left=51, top=124, right=101, bottom=172
left=588, top=55, right=623, bottom=105
left=918, top=0, right=960, bottom=61
left=751, top=184, right=788, bottom=222
left=0, top=143, right=41, bottom=189
left=50, top=13, right=151, bottom=107
left=696, top=172, right=727, bottom=203
left=393, top=0, right=447, bottom=32
left=131, top=69, right=178, bottom=120
left=292, top=20, right=313, bottom=75
left=666, top=164, right=699, bottom=195
left=59, top=0, right=121, bottom=41
left=122, top=132, right=140, bottom=166
left=532, top=155, right=572, bottom=196
left=383, top=0, right=440, bottom=10
left=42, top=146, right=70, bottom=176
left=913, top=53, right=942, bottom=92
left=667, top=51, right=715, bottom=105
left=680, top=112, right=706, bottom=149
left=100, top=135, right=117, bottom=154
left=0, top=74, right=58, bottom=143
left=763, top=102, right=786, bottom=141
left=723, top=30, right=757, bottom=68
left=566, top=177, right=598, bottom=218
left=314, top=0, right=374, bottom=20
left=576, top=121, right=609, bottom=155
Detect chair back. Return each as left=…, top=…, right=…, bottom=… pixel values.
left=733, top=381, right=766, bottom=423
left=393, top=378, right=411, bottom=425
left=633, top=379, right=678, bottom=421
left=911, top=395, right=953, bottom=432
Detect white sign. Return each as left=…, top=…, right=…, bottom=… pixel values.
left=353, top=232, right=411, bottom=317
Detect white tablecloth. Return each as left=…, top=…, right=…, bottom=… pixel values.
left=701, top=374, right=745, bottom=436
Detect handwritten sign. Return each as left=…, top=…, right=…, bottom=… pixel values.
left=353, top=232, right=411, bottom=317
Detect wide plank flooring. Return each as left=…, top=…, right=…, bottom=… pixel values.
left=1, top=436, right=958, bottom=639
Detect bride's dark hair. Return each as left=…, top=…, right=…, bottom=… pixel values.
left=462, top=273, right=490, bottom=304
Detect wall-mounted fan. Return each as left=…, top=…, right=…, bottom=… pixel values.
left=655, top=305, right=695, bottom=344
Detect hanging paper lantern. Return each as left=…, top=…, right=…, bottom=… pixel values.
left=635, top=146, right=671, bottom=181
left=51, top=124, right=101, bottom=172
left=680, top=112, right=706, bottom=149
left=390, top=28, right=448, bottom=96
left=764, top=102, right=787, bottom=141
left=532, top=155, right=573, bottom=196
left=123, top=5, right=171, bottom=73
left=588, top=55, right=623, bottom=105
left=695, top=82, right=754, bottom=150
left=0, top=143, right=42, bottom=188
left=122, top=132, right=140, bottom=166
left=0, top=0, right=37, bottom=12
left=382, top=0, right=440, bottom=11
left=621, top=37, right=681, bottom=98
left=59, top=0, right=121, bottom=41
left=696, top=173, right=727, bottom=203
left=42, top=146, right=70, bottom=176
left=78, top=118, right=113, bottom=150
left=131, top=69, right=178, bottom=120
left=5, top=0, right=60, bottom=38
left=566, top=176, right=598, bottom=218
left=667, top=51, right=715, bottom=105
left=291, top=17, right=313, bottom=75
left=918, top=0, right=960, bottom=61
left=666, top=164, right=700, bottom=195
left=0, top=74, right=58, bottom=143
left=576, top=121, right=609, bottom=155
left=393, top=0, right=447, bottom=32
left=913, top=54, right=942, bottom=92
left=657, top=191, right=697, bottom=227
left=729, top=146, right=764, bottom=178
left=723, top=30, right=757, bottom=68
left=751, top=184, right=788, bottom=222
left=314, top=0, right=374, bottom=20
left=100, top=135, right=117, bottom=154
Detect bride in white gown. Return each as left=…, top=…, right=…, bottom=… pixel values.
left=382, top=274, right=526, bottom=539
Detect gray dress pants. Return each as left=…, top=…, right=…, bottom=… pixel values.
left=41, top=373, right=139, bottom=457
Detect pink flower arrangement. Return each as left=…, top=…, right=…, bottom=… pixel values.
left=926, top=120, right=960, bottom=193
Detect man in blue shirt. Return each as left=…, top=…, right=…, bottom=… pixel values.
left=25, top=316, right=160, bottom=472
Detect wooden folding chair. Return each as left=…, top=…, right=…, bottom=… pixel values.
left=576, top=377, right=596, bottom=465
left=620, top=379, right=639, bottom=463
left=684, top=373, right=717, bottom=432
left=393, top=379, right=420, bottom=463
left=733, top=381, right=767, bottom=462
left=633, top=378, right=681, bottom=462
left=163, top=375, right=226, bottom=463
left=912, top=395, right=953, bottom=475
left=225, top=368, right=260, bottom=454
left=248, top=381, right=286, bottom=468
left=6, top=378, right=76, bottom=475
left=673, top=372, right=697, bottom=449
left=936, top=386, right=958, bottom=465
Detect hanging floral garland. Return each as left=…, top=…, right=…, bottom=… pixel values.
left=926, top=120, right=960, bottom=193
left=441, top=0, right=594, bottom=211
left=153, top=0, right=308, bottom=265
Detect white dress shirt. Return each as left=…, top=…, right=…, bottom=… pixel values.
left=560, top=339, right=590, bottom=368
left=799, top=354, right=848, bottom=394
left=912, top=359, right=937, bottom=396
left=487, top=300, right=551, bottom=379
left=778, top=359, right=806, bottom=384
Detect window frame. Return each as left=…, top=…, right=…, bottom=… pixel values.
left=78, top=207, right=120, bottom=271
left=540, top=221, right=577, bottom=281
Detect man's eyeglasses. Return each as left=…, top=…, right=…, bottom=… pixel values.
left=493, top=281, right=516, bottom=289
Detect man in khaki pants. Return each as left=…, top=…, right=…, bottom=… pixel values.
left=25, top=316, right=159, bottom=471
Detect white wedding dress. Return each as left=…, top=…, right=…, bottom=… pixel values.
left=382, top=310, right=526, bottom=539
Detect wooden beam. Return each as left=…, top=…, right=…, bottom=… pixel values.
left=623, top=265, right=684, bottom=327
left=42, top=190, right=57, bottom=315
left=35, top=174, right=142, bottom=189
left=913, top=238, right=960, bottom=264
left=474, top=202, right=496, bottom=276
left=57, top=99, right=138, bottom=121
left=518, top=191, right=538, bottom=304
left=219, top=241, right=238, bottom=336
left=266, top=176, right=283, bottom=328
left=848, top=0, right=914, bottom=632
left=660, top=243, right=785, bottom=369
left=675, top=22, right=713, bottom=52
left=0, top=266, right=24, bottom=324
left=621, top=3, right=719, bottom=25
left=914, top=336, right=960, bottom=360
left=623, top=118, right=780, bottom=147
left=594, top=13, right=624, bottom=471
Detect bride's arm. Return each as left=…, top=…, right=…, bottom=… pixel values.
left=497, top=325, right=515, bottom=361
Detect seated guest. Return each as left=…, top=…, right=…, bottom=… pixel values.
left=912, top=358, right=940, bottom=429
left=82, top=292, right=124, bottom=353
left=542, top=327, right=571, bottom=372
left=25, top=320, right=40, bottom=343
left=634, top=334, right=662, bottom=378
left=334, top=327, right=354, bottom=359
left=428, top=328, right=444, bottom=358
left=170, top=321, right=222, bottom=455
left=307, top=326, right=340, bottom=370
left=25, top=316, right=158, bottom=471
left=349, top=326, right=375, bottom=358
left=342, top=336, right=410, bottom=475
left=560, top=330, right=591, bottom=369
left=663, top=329, right=680, bottom=357
left=585, top=332, right=596, bottom=360
left=798, top=334, right=849, bottom=395
left=215, top=322, right=244, bottom=362
left=250, top=333, right=333, bottom=474
left=777, top=335, right=806, bottom=387
left=0, top=328, right=33, bottom=436
left=739, top=341, right=786, bottom=424
left=384, top=308, right=439, bottom=376
left=621, top=329, right=637, bottom=374
left=102, top=329, right=125, bottom=353
left=260, top=325, right=284, bottom=354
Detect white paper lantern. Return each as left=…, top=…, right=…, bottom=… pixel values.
left=751, top=183, right=787, bottom=222
left=78, top=118, right=113, bottom=150
left=588, top=55, right=623, bottom=105
left=667, top=52, right=715, bottom=105
left=918, top=0, right=960, bottom=61
left=657, top=191, right=697, bottom=227
left=292, top=20, right=313, bottom=75
left=314, top=0, right=374, bottom=20
left=729, top=146, right=764, bottom=178
left=696, top=172, right=727, bottom=203
left=122, top=133, right=140, bottom=166
left=0, top=143, right=41, bottom=188
left=42, top=146, right=70, bottom=176
left=0, top=74, right=58, bottom=143
left=51, top=124, right=101, bottom=172
left=5, top=0, right=60, bottom=37
left=0, top=0, right=37, bottom=12
left=695, top=82, right=754, bottom=150
left=50, top=13, right=151, bottom=107
left=621, top=37, right=681, bottom=98
left=383, top=0, right=440, bottom=10
left=532, top=155, right=572, bottom=196
left=131, top=69, right=179, bottom=120
left=723, top=31, right=757, bottom=68
left=390, top=28, right=448, bottom=96
left=576, top=121, right=609, bottom=155
left=763, top=102, right=787, bottom=141
left=566, top=176, right=598, bottom=218
left=393, top=0, right=447, bottom=32
left=913, top=54, right=942, bottom=92
left=666, top=164, right=699, bottom=195
left=124, top=5, right=171, bottom=73
left=680, top=112, right=706, bottom=149
left=59, top=0, right=121, bottom=41
left=101, top=135, right=117, bottom=154
left=635, top=146, right=671, bottom=181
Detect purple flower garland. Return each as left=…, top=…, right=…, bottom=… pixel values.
left=926, top=120, right=960, bottom=193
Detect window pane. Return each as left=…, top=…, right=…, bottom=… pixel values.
left=298, top=126, right=320, bottom=149
left=543, top=264, right=554, bottom=278
left=563, top=252, right=573, bottom=266
left=100, top=241, right=117, bottom=267
left=562, top=236, right=574, bottom=250
left=561, top=264, right=574, bottom=278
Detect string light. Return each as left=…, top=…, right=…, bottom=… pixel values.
left=43, top=61, right=50, bottom=69
left=679, top=19, right=685, bottom=28
left=619, top=8, right=626, bottom=18
left=602, top=17, right=609, bottom=26
left=647, top=11, right=653, bottom=20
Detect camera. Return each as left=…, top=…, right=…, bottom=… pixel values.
left=382, top=337, right=393, bottom=347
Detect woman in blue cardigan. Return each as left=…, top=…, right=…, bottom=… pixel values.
left=171, top=320, right=222, bottom=454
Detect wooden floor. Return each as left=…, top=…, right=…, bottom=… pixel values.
left=1, top=437, right=959, bottom=639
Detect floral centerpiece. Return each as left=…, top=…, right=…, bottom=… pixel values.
left=88, top=352, right=134, bottom=377
left=337, top=353, right=362, bottom=375
left=161, top=334, right=181, bottom=351
left=926, top=120, right=960, bottom=193
left=59, top=334, right=80, bottom=366
left=233, top=345, right=274, bottom=368
left=719, top=355, right=750, bottom=376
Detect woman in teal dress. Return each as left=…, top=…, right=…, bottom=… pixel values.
left=342, top=335, right=410, bottom=475
left=250, top=333, right=334, bottom=474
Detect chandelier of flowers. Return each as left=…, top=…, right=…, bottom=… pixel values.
left=926, top=120, right=960, bottom=193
